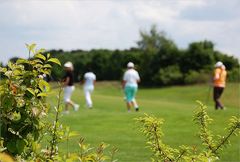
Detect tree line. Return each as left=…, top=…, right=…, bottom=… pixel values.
left=7, top=26, right=240, bottom=86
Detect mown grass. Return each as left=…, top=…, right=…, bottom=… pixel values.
left=47, top=82, right=239, bottom=162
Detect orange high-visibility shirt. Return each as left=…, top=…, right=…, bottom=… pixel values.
left=214, top=68, right=227, bottom=87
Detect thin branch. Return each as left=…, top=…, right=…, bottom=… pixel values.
left=49, top=83, right=63, bottom=159
left=175, top=150, right=187, bottom=162
left=212, top=126, right=238, bottom=154
left=152, top=124, right=173, bottom=162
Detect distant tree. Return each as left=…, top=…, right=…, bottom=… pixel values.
left=180, top=40, right=215, bottom=73
left=153, top=65, right=183, bottom=85
left=137, top=25, right=164, bottom=55
left=107, top=50, right=124, bottom=80
left=213, top=51, right=239, bottom=70
left=137, top=25, right=179, bottom=86
left=90, top=50, right=111, bottom=80
left=31, top=27, right=239, bottom=85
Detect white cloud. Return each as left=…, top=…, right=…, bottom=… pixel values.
left=0, top=0, right=239, bottom=64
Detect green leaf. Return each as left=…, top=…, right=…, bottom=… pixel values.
left=43, top=64, right=52, bottom=69
left=7, top=140, right=17, bottom=153
left=13, top=69, right=22, bottom=76
left=2, top=96, right=12, bottom=108
left=12, top=111, right=21, bottom=122
left=0, top=67, right=7, bottom=73
left=16, top=58, right=28, bottom=64
left=69, top=131, right=80, bottom=138
left=39, top=79, right=50, bottom=91
left=47, top=53, right=50, bottom=59
left=27, top=88, right=35, bottom=96
left=35, top=53, right=46, bottom=61
left=16, top=139, right=26, bottom=154
left=41, top=70, right=50, bottom=75
left=35, top=63, right=43, bottom=68
left=48, top=58, right=61, bottom=66
left=37, top=92, right=48, bottom=97
left=36, top=48, right=46, bottom=54
left=26, top=43, right=36, bottom=53
left=7, top=61, right=13, bottom=69
left=33, top=131, right=40, bottom=141
left=34, top=59, right=43, bottom=64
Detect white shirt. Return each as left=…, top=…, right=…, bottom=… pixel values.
left=84, top=72, right=96, bottom=88
left=123, top=69, right=140, bottom=87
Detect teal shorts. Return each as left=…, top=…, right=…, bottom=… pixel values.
left=124, top=86, right=138, bottom=102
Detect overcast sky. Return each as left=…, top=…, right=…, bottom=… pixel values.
left=0, top=0, right=239, bottom=64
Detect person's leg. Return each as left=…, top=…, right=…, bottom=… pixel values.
left=64, top=87, right=71, bottom=112
left=126, top=102, right=132, bottom=112
left=131, top=88, right=139, bottom=111
left=124, top=86, right=133, bottom=111
left=85, top=89, right=92, bottom=108
left=68, top=100, right=76, bottom=107
left=213, top=87, right=219, bottom=109
left=132, top=98, right=138, bottom=108
left=65, top=101, right=76, bottom=112
left=217, top=88, right=224, bottom=109
left=70, top=86, right=79, bottom=111
left=214, top=87, right=224, bottom=110
left=64, top=86, right=79, bottom=113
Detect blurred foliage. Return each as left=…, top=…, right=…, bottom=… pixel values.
left=136, top=101, right=240, bottom=162
left=0, top=44, right=118, bottom=161
left=0, top=44, right=61, bottom=157
left=5, top=26, right=240, bottom=86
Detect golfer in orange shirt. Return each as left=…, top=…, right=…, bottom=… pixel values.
left=213, top=61, right=227, bottom=110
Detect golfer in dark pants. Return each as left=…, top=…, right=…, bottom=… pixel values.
left=213, top=62, right=227, bottom=110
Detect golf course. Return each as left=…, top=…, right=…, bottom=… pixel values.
left=48, top=82, right=240, bottom=162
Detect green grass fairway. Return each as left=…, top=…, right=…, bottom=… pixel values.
left=48, top=82, right=240, bottom=162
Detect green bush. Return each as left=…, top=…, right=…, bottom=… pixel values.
left=136, top=101, right=239, bottom=162
left=184, top=70, right=211, bottom=84
left=227, top=68, right=240, bottom=82
left=153, top=65, right=183, bottom=85
left=0, top=44, right=118, bottom=161
left=0, top=44, right=61, bottom=156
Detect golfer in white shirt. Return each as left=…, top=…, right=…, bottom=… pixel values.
left=122, top=62, right=140, bottom=112
left=83, top=71, right=96, bottom=108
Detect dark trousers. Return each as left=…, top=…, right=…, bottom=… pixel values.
left=213, top=87, right=224, bottom=109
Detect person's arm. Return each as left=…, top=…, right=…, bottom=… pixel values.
left=122, top=80, right=126, bottom=89
left=136, top=72, right=140, bottom=83
left=213, top=69, right=220, bottom=80
left=63, top=77, right=70, bottom=86
left=82, top=74, right=86, bottom=85
left=122, top=71, right=127, bottom=89
left=82, top=79, right=85, bottom=85
left=93, top=74, right=96, bottom=86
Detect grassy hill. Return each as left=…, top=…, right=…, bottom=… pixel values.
left=47, top=82, right=239, bottom=162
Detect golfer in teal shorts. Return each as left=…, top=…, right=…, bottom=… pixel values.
left=122, top=62, right=140, bottom=112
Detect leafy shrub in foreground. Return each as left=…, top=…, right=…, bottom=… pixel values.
left=136, top=101, right=239, bottom=162
left=0, top=44, right=118, bottom=161
left=0, top=44, right=61, bottom=156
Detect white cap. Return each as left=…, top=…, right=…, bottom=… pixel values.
left=127, top=62, right=134, bottom=68
left=64, top=61, right=73, bottom=68
left=215, top=61, right=223, bottom=68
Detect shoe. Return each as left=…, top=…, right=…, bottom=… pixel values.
left=135, top=107, right=139, bottom=112
left=74, top=104, right=79, bottom=111
left=221, top=107, right=226, bottom=110
left=62, top=110, right=70, bottom=114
